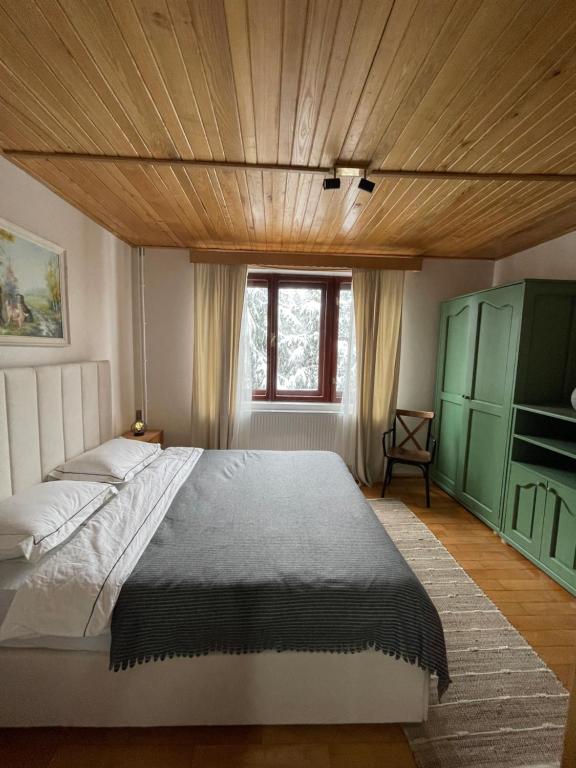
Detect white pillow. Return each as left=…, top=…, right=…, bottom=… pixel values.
left=48, top=437, right=161, bottom=484
left=0, top=481, right=117, bottom=562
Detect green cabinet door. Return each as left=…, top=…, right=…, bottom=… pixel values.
left=503, top=463, right=546, bottom=558
left=458, top=285, right=522, bottom=529
left=433, top=296, right=475, bottom=495
left=540, top=480, right=576, bottom=591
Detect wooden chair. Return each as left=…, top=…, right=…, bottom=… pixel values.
left=382, top=409, right=437, bottom=507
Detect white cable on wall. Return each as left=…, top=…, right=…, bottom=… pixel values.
left=137, top=246, right=148, bottom=422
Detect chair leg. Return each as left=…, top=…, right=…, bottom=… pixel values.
left=382, top=460, right=393, bottom=497
left=424, top=465, right=431, bottom=508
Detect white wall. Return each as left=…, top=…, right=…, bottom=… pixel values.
left=141, top=248, right=193, bottom=446
left=493, top=230, right=576, bottom=285
left=397, top=259, right=494, bottom=411
left=0, top=157, right=134, bottom=433
left=140, top=249, right=495, bottom=448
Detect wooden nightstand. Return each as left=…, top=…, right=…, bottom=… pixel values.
left=122, top=429, right=164, bottom=447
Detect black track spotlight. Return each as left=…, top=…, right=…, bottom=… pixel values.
left=358, top=176, right=375, bottom=193
left=323, top=176, right=341, bottom=190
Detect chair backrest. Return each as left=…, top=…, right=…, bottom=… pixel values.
left=394, top=409, right=434, bottom=451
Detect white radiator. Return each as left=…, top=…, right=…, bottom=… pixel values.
left=247, top=410, right=340, bottom=451
left=246, top=410, right=414, bottom=478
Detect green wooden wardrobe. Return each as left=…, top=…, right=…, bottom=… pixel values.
left=432, top=279, right=576, bottom=595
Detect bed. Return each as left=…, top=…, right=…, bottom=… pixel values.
left=0, top=361, right=448, bottom=726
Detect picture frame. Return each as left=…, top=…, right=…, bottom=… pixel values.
left=0, top=217, right=70, bottom=346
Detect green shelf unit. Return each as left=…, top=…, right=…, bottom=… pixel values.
left=504, top=400, right=576, bottom=594
left=513, top=434, right=576, bottom=462
left=515, top=403, right=576, bottom=423
left=503, top=458, right=576, bottom=597
left=509, top=459, right=576, bottom=493
left=432, top=279, right=576, bottom=595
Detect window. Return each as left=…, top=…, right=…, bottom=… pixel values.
left=245, top=273, right=352, bottom=402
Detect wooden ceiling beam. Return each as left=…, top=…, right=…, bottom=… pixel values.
left=5, top=150, right=576, bottom=184
left=2, top=150, right=332, bottom=176
left=370, top=169, right=576, bottom=184
left=189, top=249, right=423, bottom=271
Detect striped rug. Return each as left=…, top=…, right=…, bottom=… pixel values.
left=371, top=498, right=569, bottom=768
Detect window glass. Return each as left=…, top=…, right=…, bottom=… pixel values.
left=246, top=284, right=268, bottom=391
left=277, top=286, right=321, bottom=391
left=336, top=286, right=354, bottom=393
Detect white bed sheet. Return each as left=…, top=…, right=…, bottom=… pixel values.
left=0, top=554, right=38, bottom=623
left=0, top=528, right=113, bottom=652
left=0, top=447, right=203, bottom=643
left=1, top=632, right=110, bottom=652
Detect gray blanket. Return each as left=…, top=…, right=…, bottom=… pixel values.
left=111, top=450, right=450, bottom=696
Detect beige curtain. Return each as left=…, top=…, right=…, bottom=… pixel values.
left=190, top=262, right=248, bottom=448
left=351, top=269, right=404, bottom=486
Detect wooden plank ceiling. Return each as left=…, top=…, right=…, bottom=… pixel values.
left=1, top=0, right=576, bottom=260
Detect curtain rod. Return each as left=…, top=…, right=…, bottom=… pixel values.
left=4, top=150, right=576, bottom=184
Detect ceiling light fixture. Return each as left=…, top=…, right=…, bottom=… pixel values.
left=358, top=176, right=375, bottom=193
left=323, top=169, right=340, bottom=190
left=324, top=164, right=375, bottom=191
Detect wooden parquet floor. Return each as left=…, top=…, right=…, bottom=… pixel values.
left=2, top=479, right=575, bottom=768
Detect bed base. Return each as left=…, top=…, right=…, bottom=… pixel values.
left=0, top=648, right=429, bottom=726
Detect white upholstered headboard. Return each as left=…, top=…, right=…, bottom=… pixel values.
left=0, top=361, right=112, bottom=500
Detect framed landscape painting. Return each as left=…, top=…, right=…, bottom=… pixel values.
left=0, top=218, right=69, bottom=346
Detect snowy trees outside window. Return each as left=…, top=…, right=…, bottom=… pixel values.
left=246, top=284, right=268, bottom=391
left=245, top=274, right=353, bottom=402
left=277, top=286, right=321, bottom=390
